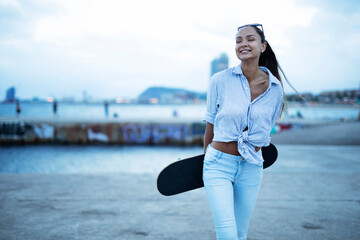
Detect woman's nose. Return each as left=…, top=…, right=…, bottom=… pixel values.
left=239, top=42, right=248, bottom=48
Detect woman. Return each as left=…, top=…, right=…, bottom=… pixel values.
left=203, top=24, right=285, bottom=240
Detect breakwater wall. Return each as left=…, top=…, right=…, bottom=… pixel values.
left=0, top=119, right=206, bottom=145
left=0, top=118, right=307, bottom=145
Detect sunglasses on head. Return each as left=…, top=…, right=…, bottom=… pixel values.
left=237, top=23, right=264, bottom=35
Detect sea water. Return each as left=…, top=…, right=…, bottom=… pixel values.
left=1, top=145, right=359, bottom=174
left=0, top=103, right=358, bottom=175
left=0, top=145, right=203, bottom=174
left=0, top=102, right=359, bottom=120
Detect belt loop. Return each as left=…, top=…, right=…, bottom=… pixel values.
left=217, top=151, right=222, bottom=159
left=205, top=144, right=210, bottom=153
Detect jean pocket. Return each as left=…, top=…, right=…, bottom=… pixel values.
left=204, top=152, right=219, bottom=164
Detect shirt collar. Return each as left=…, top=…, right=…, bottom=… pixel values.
left=232, top=64, right=281, bottom=86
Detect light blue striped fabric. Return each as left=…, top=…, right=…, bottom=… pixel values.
left=203, top=64, right=283, bottom=166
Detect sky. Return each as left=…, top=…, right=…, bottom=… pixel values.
left=0, top=0, right=359, bottom=101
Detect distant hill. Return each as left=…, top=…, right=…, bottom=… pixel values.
left=138, top=87, right=206, bottom=104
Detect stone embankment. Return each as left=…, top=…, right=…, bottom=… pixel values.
left=0, top=118, right=205, bottom=145
left=1, top=117, right=358, bottom=145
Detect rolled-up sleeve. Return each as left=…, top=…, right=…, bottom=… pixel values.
left=203, top=77, right=218, bottom=124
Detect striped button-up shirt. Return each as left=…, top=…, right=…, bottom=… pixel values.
left=203, top=64, right=283, bottom=166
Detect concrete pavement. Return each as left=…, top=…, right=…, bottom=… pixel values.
left=0, top=145, right=360, bottom=240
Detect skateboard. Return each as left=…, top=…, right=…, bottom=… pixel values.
left=157, top=143, right=278, bottom=196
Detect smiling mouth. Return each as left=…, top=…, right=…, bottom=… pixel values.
left=240, top=49, right=251, bottom=54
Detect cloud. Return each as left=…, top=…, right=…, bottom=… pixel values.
left=279, top=1, right=360, bottom=94
left=0, top=0, right=358, bottom=99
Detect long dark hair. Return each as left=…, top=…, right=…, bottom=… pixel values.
left=252, top=26, right=288, bottom=116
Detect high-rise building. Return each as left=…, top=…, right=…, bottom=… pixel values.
left=5, top=87, right=15, bottom=102
left=210, top=53, right=229, bottom=77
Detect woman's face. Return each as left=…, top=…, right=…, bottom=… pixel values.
left=235, top=27, right=266, bottom=61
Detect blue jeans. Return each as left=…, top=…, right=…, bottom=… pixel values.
left=203, top=145, right=263, bottom=240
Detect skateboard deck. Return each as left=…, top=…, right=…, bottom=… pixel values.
left=157, top=143, right=278, bottom=196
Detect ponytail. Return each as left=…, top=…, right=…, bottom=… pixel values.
left=259, top=42, right=280, bottom=80
left=258, top=41, right=286, bottom=116
left=251, top=26, right=304, bottom=117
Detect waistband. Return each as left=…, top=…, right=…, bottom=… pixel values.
left=206, top=145, right=244, bottom=161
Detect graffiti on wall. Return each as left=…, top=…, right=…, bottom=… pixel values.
left=0, top=121, right=206, bottom=145
left=0, top=121, right=54, bottom=141
left=121, top=123, right=190, bottom=144
left=0, top=122, right=28, bottom=136
left=88, top=128, right=109, bottom=142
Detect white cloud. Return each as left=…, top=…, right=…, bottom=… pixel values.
left=0, top=0, right=358, bottom=99
left=279, top=4, right=360, bottom=94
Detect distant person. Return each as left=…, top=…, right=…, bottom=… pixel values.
left=104, top=101, right=109, bottom=117
left=16, top=100, right=21, bottom=116
left=202, top=24, right=286, bottom=239
left=172, top=109, right=178, bottom=118
left=53, top=100, right=58, bottom=115
left=296, top=110, right=303, bottom=118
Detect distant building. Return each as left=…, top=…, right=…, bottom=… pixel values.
left=286, top=88, right=360, bottom=105
left=210, top=53, right=229, bottom=77
left=319, top=89, right=359, bottom=104
left=5, top=87, right=16, bottom=103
